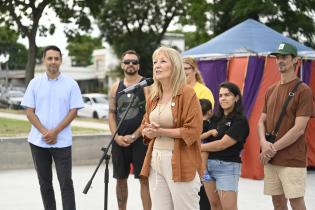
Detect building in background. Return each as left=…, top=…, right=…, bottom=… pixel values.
left=2, top=33, right=185, bottom=94
left=161, top=33, right=185, bottom=52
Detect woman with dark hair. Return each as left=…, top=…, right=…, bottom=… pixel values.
left=201, top=82, right=249, bottom=210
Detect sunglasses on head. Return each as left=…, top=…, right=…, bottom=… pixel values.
left=122, top=60, right=139, bottom=65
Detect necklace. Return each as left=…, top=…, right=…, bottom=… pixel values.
left=158, top=99, right=171, bottom=124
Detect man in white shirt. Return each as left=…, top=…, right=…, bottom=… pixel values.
left=21, top=45, right=84, bottom=210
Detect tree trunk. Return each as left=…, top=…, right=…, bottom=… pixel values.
left=25, top=34, right=37, bottom=86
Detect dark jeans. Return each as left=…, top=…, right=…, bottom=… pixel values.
left=30, top=143, right=76, bottom=210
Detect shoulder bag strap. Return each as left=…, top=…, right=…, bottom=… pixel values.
left=272, top=80, right=303, bottom=136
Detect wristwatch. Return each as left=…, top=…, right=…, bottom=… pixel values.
left=131, top=134, right=136, bottom=141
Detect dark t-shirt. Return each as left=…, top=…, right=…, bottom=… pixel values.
left=263, top=78, right=315, bottom=167
left=208, top=114, right=249, bottom=163
left=202, top=117, right=218, bottom=144
left=115, top=79, right=146, bottom=136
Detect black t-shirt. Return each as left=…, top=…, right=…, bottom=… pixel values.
left=202, top=116, right=218, bottom=144
left=115, top=79, right=146, bottom=136
left=208, top=114, right=249, bottom=163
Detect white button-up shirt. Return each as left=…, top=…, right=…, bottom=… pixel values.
left=21, top=73, right=84, bottom=148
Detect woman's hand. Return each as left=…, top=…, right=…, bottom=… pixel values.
left=142, top=122, right=160, bottom=139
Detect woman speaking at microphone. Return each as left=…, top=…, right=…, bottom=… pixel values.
left=141, top=46, right=203, bottom=210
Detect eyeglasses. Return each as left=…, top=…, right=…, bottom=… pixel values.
left=184, top=67, right=193, bottom=71
left=122, top=60, right=139, bottom=65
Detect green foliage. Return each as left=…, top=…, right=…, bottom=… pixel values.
left=102, top=86, right=109, bottom=94
left=183, top=31, right=212, bottom=51
left=0, top=117, right=105, bottom=137
left=264, top=0, right=315, bottom=48
left=93, top=0, right=187, bottom=77
left=0, top=117, right=31, bottom=137
left=0, top=26, right=27, bottom=70
left=0, top=25, right=19, bottom=42
left=6, top=43, right=28, bottom=70
left=35, top=47, right=45, bottom=64
left=66, top=34, right=103, bottom=67
left=1, top=0, right=314, bottom=82
left=0, top=0, right=101, bottom=84
left=108, top=31, right=159, bottom=77
left=183, top=0, right=315, bottom=49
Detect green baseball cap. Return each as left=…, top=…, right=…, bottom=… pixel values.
left=270, top=42, right=297, bottom=57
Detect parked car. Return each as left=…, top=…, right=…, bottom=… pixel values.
left=77, top=93, right=109, bottom=119
left=0, top=97, right=10, bottom=108
left=2, top=90, right=24, bottom=109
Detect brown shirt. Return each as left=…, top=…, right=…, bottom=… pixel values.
left=140, top=85, right=203, bottom=181
left=263, top=78, right=315, bottom=167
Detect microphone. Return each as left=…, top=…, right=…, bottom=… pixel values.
left=118, top=78, right=154, bottom=94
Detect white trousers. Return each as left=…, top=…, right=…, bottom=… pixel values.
left=149, top=149, right=201, bottom=210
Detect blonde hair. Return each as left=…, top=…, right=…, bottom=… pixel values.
left=150, top=46, right=186, bottom=100
left=183, top=57, right=204, bottom=84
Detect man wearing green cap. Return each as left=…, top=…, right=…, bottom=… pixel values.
left=258, top=42, right=315, bottom=210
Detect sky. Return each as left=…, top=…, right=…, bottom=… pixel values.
left=16, top=8, right=191, bottom=57
left=17, top=8, right=101, bottom=56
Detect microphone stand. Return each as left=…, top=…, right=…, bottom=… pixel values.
left=83, top=92, right=136, bottom=210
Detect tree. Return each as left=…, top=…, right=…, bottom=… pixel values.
left=0, top=0, right=102, bottom=85
left=179, top=0, right=211, bottom=50
left=93, top=0, right=188, bottom=77
left=66, top=34, right=103, bottom=67
left=264, top=0, right=315, bottom=48
left=183, top=0, right=315, bottom=49
left=0, top=26, right=27, bottom=70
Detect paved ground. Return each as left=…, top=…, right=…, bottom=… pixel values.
left=0, top=165, right=314, bottom=210
left=1, top=111, right=315, bottom=210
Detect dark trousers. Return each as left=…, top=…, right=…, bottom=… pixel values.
left=30, top=143, right=76, bottom=210
left=199, top=185, right=211, bottom=210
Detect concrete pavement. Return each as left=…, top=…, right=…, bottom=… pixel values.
left=1, top=110, right=315, bottom=209
left=0, top=165, right=314, bottom=210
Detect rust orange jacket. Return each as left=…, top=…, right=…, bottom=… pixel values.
left=140, top=85, right=203, bottom=182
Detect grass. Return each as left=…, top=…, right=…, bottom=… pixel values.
left=0, top=108, right=25, bottom=114
left=0, top=117, right=105, bottom=137
left=0, top=118, right=31, bottom=137
left=0, top=108, right=108, bottom=123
